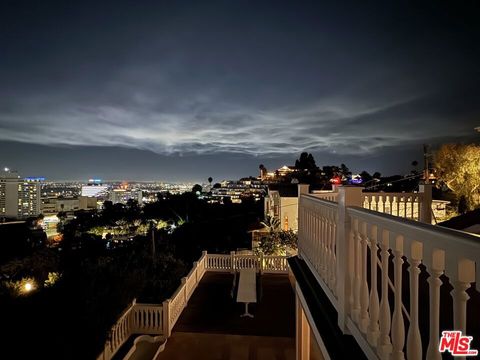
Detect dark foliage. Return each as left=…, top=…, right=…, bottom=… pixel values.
left=0, top=193, right=263, bottom=359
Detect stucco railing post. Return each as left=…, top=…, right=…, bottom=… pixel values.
left=336, top=185, right=363, bottom=333
left=259, top=252, right=264, bottom=274
left=230, top=251, right=236, bottom=272
left=202, top=250, right=208, bottom=270
left=419, top=184, right=432, bottom=224
left=181, top=277, right=188, bottom=306
left=297, top=184, right=310, bottom=262
left=193, top=261, right=198, bottom=284
left=297, top=183, right=310, bottom=200
left=162, top=299, right=171, bottom=337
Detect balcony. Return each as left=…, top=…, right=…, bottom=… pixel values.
left=294, top=186, right=480, bottom=360
left=97, top=253, right=295, bottom=360
left=156, top=272, right=295, bottom=359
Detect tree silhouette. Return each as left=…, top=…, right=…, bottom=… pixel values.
left=360, top=171, right=373, bottom=183
left=340, top=163, right=351, bottom=177
left=191, top=184, right=202, bottom=194
left=295, top=152, right=317, bottom=171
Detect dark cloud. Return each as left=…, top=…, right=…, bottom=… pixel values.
left=0, top=0, right=479, bottom=180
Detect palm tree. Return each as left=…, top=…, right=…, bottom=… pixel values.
left=259, top=164, right=267, bottom=179
left=261, top=215, right=281, bottom=233
left=148, top=219, right=158, bottom=260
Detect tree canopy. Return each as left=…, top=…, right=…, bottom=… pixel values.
left=434, top=143, right=480, bottom=210
left=295, top=152, right=317, bottom=171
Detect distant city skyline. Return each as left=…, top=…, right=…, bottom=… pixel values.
left=1, top=1, right=479, bottom=181
left=1, top=140, right=430, bottom=182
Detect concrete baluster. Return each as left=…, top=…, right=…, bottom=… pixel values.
left=359, top=221, right=370, bottom=333
left=391, top=235, right=405, bottom=360
left=352, top=218, right=361, bottom=323
left=377, top=230, right=392, bottom=359
left=406, top=241, right=423, bottom=360
left=425, top=250, right=444, bottom=360
left=367, top=224, right=380, bottom=346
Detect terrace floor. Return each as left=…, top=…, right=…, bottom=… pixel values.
left=155, top=272, right=296, bottom=360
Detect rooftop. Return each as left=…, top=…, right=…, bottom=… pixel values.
left=268, top=184, right=300, bottom=198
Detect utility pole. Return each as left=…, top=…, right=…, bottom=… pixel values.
left=423, top=144, right=430, bottom=184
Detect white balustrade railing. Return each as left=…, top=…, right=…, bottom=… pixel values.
left=98, top=250, right=289, bottom=360
left=311, top=190, right=339, bottom=202
left=132, top=303, right=163, bottom=334
left=298, top=194, right=339, bottom=305
left=102, top=304, right=135, bottom=360
left=97, top=301, right=164, bottom=360
left=299, top=187, right=480, bottom=360
left=206, top=254, right=232, bottom=271
left=234, top=254, right=260, bottom=270
left=262, top=255, right=289, bottom=273
left=309, top=185, right=434, bottom=224
left=363, top=192, right=424, bottom=221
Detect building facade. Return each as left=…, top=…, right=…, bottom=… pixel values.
left=81, top=179, right=109, bottom=198
left=0, top=170, right=43, bottom=218
left=110, top=188, right=143, bottom=205
left=264, top=184, right=306, bottom=232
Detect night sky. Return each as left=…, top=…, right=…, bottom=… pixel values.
left=1, top=1, right=479, bottom=181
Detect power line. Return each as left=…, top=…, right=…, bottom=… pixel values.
left=363, top=173, right=423, bottom=190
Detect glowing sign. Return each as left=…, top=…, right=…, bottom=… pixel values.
left=88, top=179, right=102, bottom=183
left=330, top=177, right=341, bottom=185
left=350, top=175, right=363, bottom=184
left=24, top=177, right=45, bottom=181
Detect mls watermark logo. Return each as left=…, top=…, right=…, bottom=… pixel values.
left=439, top=331, right=478, bottom=356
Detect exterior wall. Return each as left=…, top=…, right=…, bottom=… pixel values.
left=56, top=198, right=80, bottom=212
left=41, top=200, right=57, bottom=215
left=42, top=196, right=97, bottom=215
left=310, top=329, right=325, bottom=360
left=280, top=197, right=299, bottom=231
left=1, top=173, right=42, bottom=218
left=79, top=196, right=97, bottom=210
left=110, top=189, right=126, bottom=204
left=19, top=180, right=42, bottom=217
left=265, top=189, right=299, bottom=231
left=432, top=199, right=449, bottom=222
left=110, top=189, right=143, bottom=205
left=295, top=284, right=330, bottom=360
left=81, top=184, right=108, bottom=197
left=4, top=178, right=20, bottom=217
left=265, top=191, right=280, bottom=219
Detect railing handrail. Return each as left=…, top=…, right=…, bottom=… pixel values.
left=132, top=303, right=163, bottom=308
left=302, top=194, right=339, bottom=208
left=363, top=191, right=423, bottom=197
left=348, top=205, right=480, bottom=251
